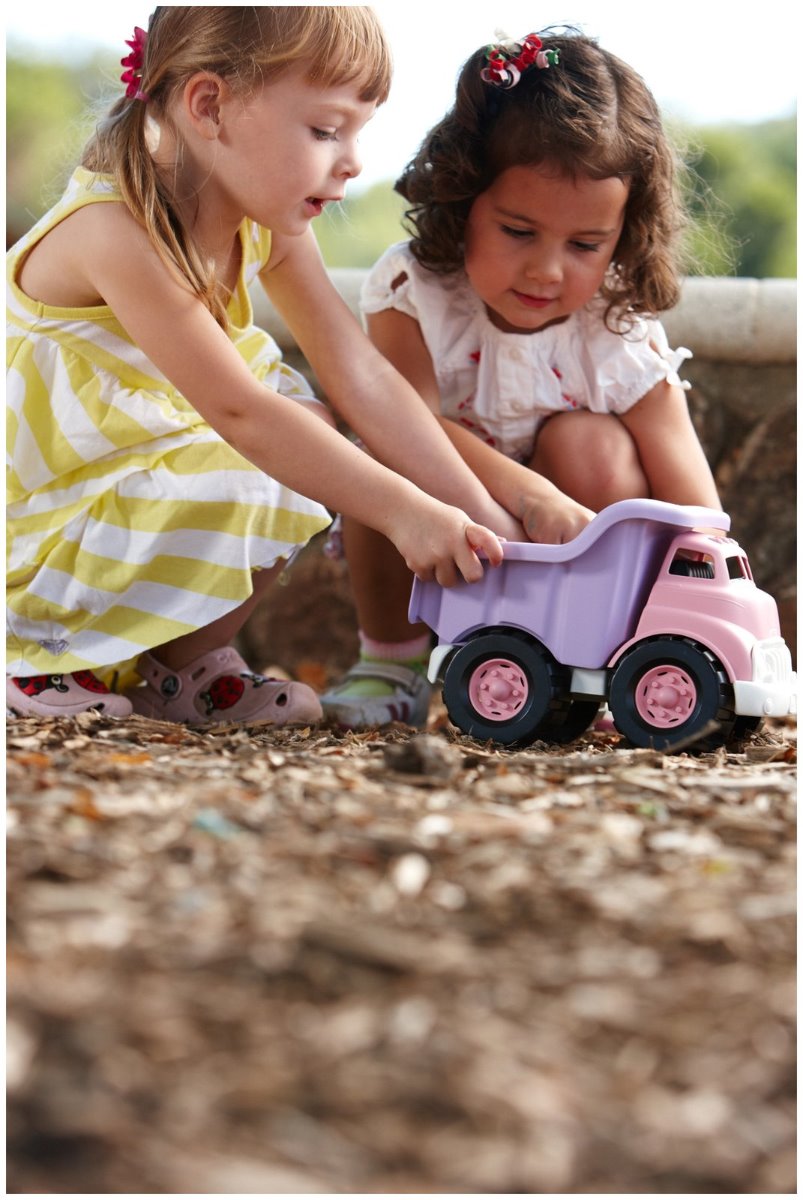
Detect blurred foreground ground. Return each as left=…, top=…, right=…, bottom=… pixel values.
left=6, top=703, right=796, bottom=1194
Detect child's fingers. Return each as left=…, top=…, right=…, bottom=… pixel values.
left=465, top=522, right=505, bottom=567
left=401, top=515, right=503, bottom=586
left=457, top=551, right=483, bottom=585
left=429, top=542, right=477, bottom=587
left=449, top=523, right=501, bottom=585
left=434, top=560, right=460, bottom=587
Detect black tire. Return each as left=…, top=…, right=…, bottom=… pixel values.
left=730, top=715, right=765, bottom=741
left=442, top=631, right=567, bottom=747
left=702, top=714, right=766, bottom=749
left=609, top=636, right=735, bottom=752
left=537, top=699, right=602, bottom=744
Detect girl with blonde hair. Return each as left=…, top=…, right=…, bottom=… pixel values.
left=7, top=6, right=525, bottom=723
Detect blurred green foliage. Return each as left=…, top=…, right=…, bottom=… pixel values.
left=6, top=54, right=112, bottom=245
left=313, top=184, right=407, bottom=268
left=683, top=118, right=797, bottom=277
left=6, top=53, right=796, bottom=277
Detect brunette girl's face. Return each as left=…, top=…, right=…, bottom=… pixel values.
left=464, top=163, right=629, bottom=333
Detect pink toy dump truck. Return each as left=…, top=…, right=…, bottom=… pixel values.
left=410, top=500, right=796, bottom=751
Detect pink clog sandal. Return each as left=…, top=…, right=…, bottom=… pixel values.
left=6, top=670, right=133, bottom=718
left=126, top=647, right=323, bottom=726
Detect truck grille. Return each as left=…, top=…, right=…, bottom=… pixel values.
left=754, top=637, right=793, bottom=684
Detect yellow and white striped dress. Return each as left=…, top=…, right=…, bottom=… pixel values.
left=7, top=168, right=332, bottom=679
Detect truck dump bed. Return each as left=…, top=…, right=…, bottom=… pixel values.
left=409, top=500, right=729, bottom=670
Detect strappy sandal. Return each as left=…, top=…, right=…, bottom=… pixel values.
left=126, top=646, right=322, bottom=726
left=6, top=670, right=133, bottom=718
left=320, top=660, right=432, bottom=729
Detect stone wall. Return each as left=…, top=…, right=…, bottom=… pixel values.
left=246, top=276, right=796, bottom=675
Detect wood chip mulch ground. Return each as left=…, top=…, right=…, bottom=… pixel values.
left=6, top=709, right=796, bottom=1194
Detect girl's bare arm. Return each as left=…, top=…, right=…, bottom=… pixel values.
left=60, top=203, right=502, bottom=585
left=262, top=231, right=524, bottom=540
left=620, top=378, right=721, bottom=508
left=363, top=304, right=593, bottom=543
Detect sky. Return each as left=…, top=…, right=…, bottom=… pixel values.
left=6, top=1, right=798, bottom=190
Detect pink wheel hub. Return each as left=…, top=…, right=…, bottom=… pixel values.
left=634, top=663, right=697, bottom=728
left=468, top=658, right=529, bottom=721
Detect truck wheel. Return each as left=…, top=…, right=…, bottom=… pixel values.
left=442, top=632, right=563, bottom=747
left=609, top=637, right=735, bottom=752
left=538, top=700, right=601, bottom=744
left=730, top=715, right=764, bottom=741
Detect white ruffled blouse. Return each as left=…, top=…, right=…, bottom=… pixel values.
left=361, top=241, right=691, bottom=462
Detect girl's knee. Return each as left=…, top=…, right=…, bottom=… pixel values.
left=531, top=413, right=647, bottom=506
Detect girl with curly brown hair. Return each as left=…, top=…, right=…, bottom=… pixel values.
left=322, top=29, right=721, bottom=730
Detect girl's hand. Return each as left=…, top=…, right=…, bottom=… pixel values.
left=386, top=496, right=505, bottom=587
left=520, top=491, right=595, bottom=545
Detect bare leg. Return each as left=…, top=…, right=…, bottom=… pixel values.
left=151, top=563, right=283, bottom=671
left=530, top=411, right=649, bottom=508
left=341, top=516, right=428, bottom=642
left=319, top=516, right=433, bottom=727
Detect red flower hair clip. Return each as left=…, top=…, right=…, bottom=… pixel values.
left=481, top=33, right=559, bottom=89
left=121, top=25, right=149, bottom=101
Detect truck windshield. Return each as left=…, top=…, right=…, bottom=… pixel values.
left=668, top=550, right=715, bottom=579
left=726, top=555, right=752, bottom=580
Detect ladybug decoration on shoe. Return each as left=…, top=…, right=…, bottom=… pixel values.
left=199, top=671, right=272, bottom=715
left=13, top=674, right=71, bottom=697
left=8, top=667, right=133, bottom=719
left=13, top=670, right=113, bottom=698
left=200, top=673, right=246, bottom=714
left=72, top=670, right=112, bottom=694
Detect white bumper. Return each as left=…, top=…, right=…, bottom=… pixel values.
left=427, top=643, right=456, bottom=684
left=732, top=637, right=797, bottom=717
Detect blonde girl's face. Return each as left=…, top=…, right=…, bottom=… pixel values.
left=204, top=65, right=377, bottom=236
left=464, top=164, right=629, bottom=334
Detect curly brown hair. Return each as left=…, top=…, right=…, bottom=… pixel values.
left=397, top=29, right=687, bottom=326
